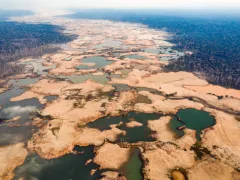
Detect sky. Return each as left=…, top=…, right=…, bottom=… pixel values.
left=1, top=0, right=240, bottom=10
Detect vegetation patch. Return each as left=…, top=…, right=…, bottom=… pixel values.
left=190, top=141, right=213, bottom=160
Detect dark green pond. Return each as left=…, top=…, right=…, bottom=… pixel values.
left=88, top=112, right=161, bottom=143
left=120, top=148, right=143, bottom=180
left=170, top=108, right=216, bottom=140
left=13, top=145, right=144, bottom=180
left=13, top=146, right=103, bottom=180
left=75, top=56, right=113, bottom=70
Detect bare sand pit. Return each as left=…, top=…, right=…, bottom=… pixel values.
left=185, top=84, right=240, bottom=99
left=143, top=143, right=195, bottom=180
left=94, top=143, right=130, bottom=170
left=7, top=14, right=240, bottom=180
left=201, top=109, right=240, bottom=169
left=148, top=116, right=176, bottom=142
left=110, top=70, right=240, bottom=112
left=188, top=158, right=240, bottom=180
left=0, top=143, right=27, bottom=180
left=148, top=116, right=196, bottom=149
left=134, top=91, right=204, bottom=114
left=27, top=80, right=138, bottom=158
left=28, top=120, right=126, bottom=159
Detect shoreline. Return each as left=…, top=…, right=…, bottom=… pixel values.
left=0, top=12, right=239, bottom=180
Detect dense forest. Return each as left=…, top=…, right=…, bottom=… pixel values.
left=0, top=22, right=76, bottom=61
left=67, top=10, right=240, bottom=89
left=0, top=21, right=76, bottom=79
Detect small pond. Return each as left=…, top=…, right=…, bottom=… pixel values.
left=124, top=54, right=147, bottom=60
left=169, top=108, right=216, bottom=140
left=57, top=74, right=109, bottom=84
left=75, top=56, right=113, bottom=70
left=13, top=146, right=103, bottom=180
left=88, top=112, right=161, bottom=143
left=120, top=148, right=143, bottom=180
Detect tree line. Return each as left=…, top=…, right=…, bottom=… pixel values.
left=0, top=21, right=76, bottom=80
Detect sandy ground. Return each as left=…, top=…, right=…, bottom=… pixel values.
left=188, top=158, right=240, bottom=180
left=126, top=121, right=143, bottom=128
left=185, top=84, right=240, bottom=99
left=101, top=171, right=127, bottom=180
left=148, top=116, right=176, bottom=142
left=94, top=143, right=130, bottom=169
left=1, top=12, right=239, bottom=180
left=143, top=143, right=195, bottom=180
left=0, top=143, right=27, bottom=180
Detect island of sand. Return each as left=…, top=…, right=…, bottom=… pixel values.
left=0, top=11, right=240, bottom=180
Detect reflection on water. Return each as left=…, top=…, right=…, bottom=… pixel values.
left=0, top=77, right=41, bottom=146
left=13, top=146, right=103, bottom=180
left=0, top=98, right=43, bottom=146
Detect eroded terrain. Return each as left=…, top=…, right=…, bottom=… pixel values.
left=0, top=11, right=240, bottom=180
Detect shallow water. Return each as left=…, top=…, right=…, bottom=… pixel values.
left=0, top=98, right=43, bottom=146
left=22, top=59, right=55, bottom=75
left=88, top=112, right=161, bottom=143
left=76, top=56, right=113, bottom=70
left=13, top=146, right=103, bottom=180
left=112, top=84, right=132, bottom=92
left=121, top=148, right=143, bottom=180
left=120, top=69, right=132, bottom=75
left=124, top=54, right=147, bottom=60
left=144, top=48, right=160, bottom=54
left=0, top=78, right=39, bottom=107
left=158, top=47, right=185, bottom=61
left=0, top=77, right=41, bottom=145
left=44, top=95, right=59, bottom=103
left=169, top=108, right=215, bottom=140
left=109, top=74, right=122, bottom=79
left=135, top=95, right=152, bottom=104
left=57, top=73, right=109, bottom=84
